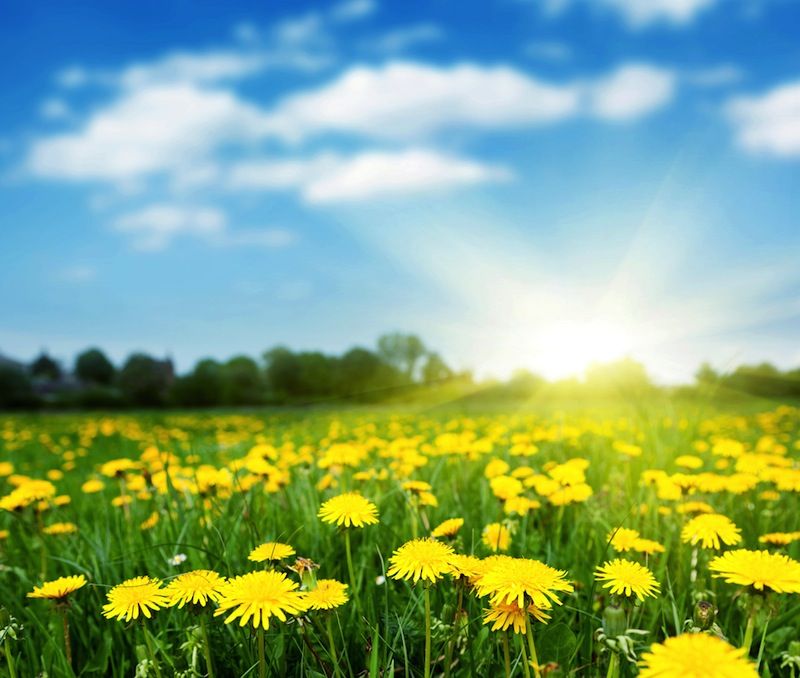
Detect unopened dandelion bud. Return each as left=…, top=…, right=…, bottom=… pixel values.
left=693, top=600, right=716, bottom=631
left=602, top=603, right=627, bottom=638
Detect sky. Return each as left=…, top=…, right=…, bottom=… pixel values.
left=1, top=0, right=800, bottom=383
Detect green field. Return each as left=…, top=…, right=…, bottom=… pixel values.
left=1, top=403, right=799, bottom=677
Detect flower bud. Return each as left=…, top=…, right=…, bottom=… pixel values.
left=603, top=603, right=627, bottom=638
left=693, top=601, right=716, bottom=631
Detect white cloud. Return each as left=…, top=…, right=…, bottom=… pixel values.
left=726, top=81, right=800, bottom=157
left=331, top=0, right=376, bottom=22
left=118, top=51, right=267, bottom=89
left=303, top=149, right=511, bottom=203
left=113, top=204, right=227, bottom=250
left=112, top=204, right=297, bottom=251
left=227, top=149, right=510, bottom=202
left=587, top=64, right=676, bottom=120
left=56, top=66, right=90, bottom=88
left=368, top=24, right=444, bottom=53
left=685, top=64, right=743, bottom=87
left=267, top=61, right=581, bottom=140
left=27, top=84, right=270, bottom=183
left=548, top=0, right=718, bottom=27
left=40, top=98, right=71, bottom=120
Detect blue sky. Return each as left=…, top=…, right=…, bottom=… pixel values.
left=1, top=0, right=800, bottom=382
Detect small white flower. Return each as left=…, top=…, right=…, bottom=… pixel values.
left=375, top=575, right=386, bottom=586
left=168, top=553, right=187, bottom=566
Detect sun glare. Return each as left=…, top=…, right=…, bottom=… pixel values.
left=536, top=320, right=635, bottom=379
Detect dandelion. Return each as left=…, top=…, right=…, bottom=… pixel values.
left=28, top=575, right=86, bottom=667
left=431, top=517, right=464, bottom=539
left=483, top=601, right=550, bottom=634
left=28, top=574, right=86, bottom=600
left=214, top=570, right=308, bottom=628
left=638, top=633, right=757, bottom=678
left=103, top=576, right=168, bottom=677
left=42, top=522, right=77, bottom=536
left=318, top=492, right=379, bottom=528
left=476, top=556, right=572, bottom=678
left=140, top=511, right=159, bottom=530
left=681, top=513, right=742, bottom=550
left=609, top=527, right=641, bottom=552
left=482, top=522, right=511, bottom=552
left=709, top=549, right=800, bottom=594
left=102, top=576, right=168, bottom=622
left=165, top=570, right=226, bottom=678
left=164, top=570, right=226, bottom=609
left=215, top=570, right=308, bottom=678
left=595, top=559, right=660, bottom=601
left=758, top=531, right=800, bottom=546
left=318, top=492, right=378, bottom=608
left=248, top=542, right=296, bottom=563
left=306, top=579, right=349, bottom=610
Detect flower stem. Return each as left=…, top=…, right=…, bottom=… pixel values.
left=326, top=615, right=341, bottom=678
left=60, top=607, right=72, bottom=668
left=142, top=625, right=163, bottom=678
left=257, top=627, right=266, bottom=678
left=344, top=530, right=359, bottom=613
left=4, top=637, right=17, bottom=678
left=742, top=607, right=757, bottom=654
left=502, top=633, right=511, bottom=678
left=424, top=585, right=432, bottom=678
left=606, top=652, right=619, bottom=678
left=199, top=615, right=215, bottom=678
left=525, top=617, right=541, bottom=678
left=444, top=583, right=464, bottom=678
left=519, top=633, right=531, bottom=678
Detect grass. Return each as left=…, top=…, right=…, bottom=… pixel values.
left=1, top=400, right=799, bottom=676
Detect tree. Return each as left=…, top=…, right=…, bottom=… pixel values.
left=0, top=364, right=37, bottom=409
left=584, top=357, right=654, bottom=398
left=263, top=346, right=303, bottom=401
left=30, top=352, right=61, bottom=381
left=75, top=348, right=115, bottom=385
left=338, top=347, right=387, bottom=398
left=171, top=359, right=224, bottom=407
left=421, top=352, right=453, bottom=384
left=222, top=356, right=264, bottom=405
left=695, top=362, right=719, bottom=387
left=118, top=353, right=172, bottom=407
left=377, top=332, right=426, bottom=381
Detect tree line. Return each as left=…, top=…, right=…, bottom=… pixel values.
left=2, top=336, right=799, bottom=410
left=0, top=333, right=459, bottom=409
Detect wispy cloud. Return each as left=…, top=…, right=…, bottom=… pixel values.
left=367, top=24, right=444, bottom=53
left=331, top=0, right=376, bottom=23
left=587, top=63, right=676, bottom=121
left=726, top=80, right=800, bottom=157
left=545, top=0, right=719, bottom=28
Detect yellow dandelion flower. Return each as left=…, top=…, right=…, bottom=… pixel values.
left=318, top=492, right=379, bottom=528
left=164, top=570, right=226, bottom=608
left=681, top=514, right=742, bottom=550
left=609, top=528, right=640, bottom=552
left=102, top=576, right=168, bottom=622
left=140, top=511, right=159, bottom=530
left=81, top=479, right=105, bottom=494
left=248, top=542, right=296, bottom=562
left=639, top=633, right=757, bottom=678
left=0, top=529, right=8, bottom=540
left=633, top=538, right=666, bottom=555
left=595, top=559, right=660, bottom=601
left=709, top=549, right=800, bottom=593
left=482, top=523, right=511, bottom=552
left=387, top=538, right=455, bottom=583
left=448, top=554, right=484, bottom=579
left=214, top=570, right=308, bottom=629
left=476, top=557, right=574, bottom=610
left=483, top=601, right=550, bottom=634
left=305, top=579, right=349, bottom=610
left=431, top=518, right=464, bottom=539
left=28, top=575, right=87, bottom=600
left=42, top=522, right=78, bottom=536
left=758, top=531, right=800, bottom=546
left=100, top=458, right=140, bottom=478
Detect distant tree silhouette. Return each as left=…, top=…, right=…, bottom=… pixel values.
left=31, top=352, right=61, bottom=381
left=75, top=348, right=115, bottom=385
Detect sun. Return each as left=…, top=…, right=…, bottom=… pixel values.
left=536, top=320, right=635, bottom=378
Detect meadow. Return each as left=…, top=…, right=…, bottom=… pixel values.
left=1, top=402, right=799, bottom=677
